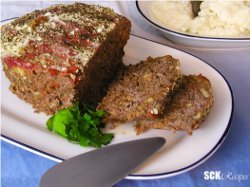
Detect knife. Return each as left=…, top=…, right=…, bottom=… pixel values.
left=40, top=137, right=165, bottom=187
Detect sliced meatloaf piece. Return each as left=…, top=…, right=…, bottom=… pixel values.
left=1, top=3, right=131, bottom=114
left=98, top=55, right=182, bottom=122
left=135, top=74, right=214, bottom=134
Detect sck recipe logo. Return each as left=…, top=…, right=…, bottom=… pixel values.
left=204, top=171, right=249, bottom=182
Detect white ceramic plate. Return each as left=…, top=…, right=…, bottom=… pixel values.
left=136, top=1, right=250, bottom=48
left=1, top=19, right=233, bottom=179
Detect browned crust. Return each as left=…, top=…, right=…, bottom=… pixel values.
left=1, top=3, right=131, bottom=114
left=135, top=74, right=214, bottom=135
left=5, top=3, right=119, bottom=28
left=77, top=16, right=131, bottom=107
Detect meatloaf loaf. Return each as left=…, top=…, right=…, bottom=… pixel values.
left=1, top=3, right=131, bottom=114
left=98, top=55, right=182, bottom=122
left=135, top=74, right=214, bottom=134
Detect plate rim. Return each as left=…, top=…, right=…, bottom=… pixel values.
left=1, top=18, right=234, bottom=180
left=136, top=1, right=250, bottom=41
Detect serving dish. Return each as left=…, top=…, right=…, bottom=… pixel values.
left=136, top=1, right=250, bottom=48
left=1, top=18, right=233, bottom=180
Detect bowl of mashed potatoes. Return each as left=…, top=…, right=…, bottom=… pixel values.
left=136, top=1, right=250, bottom=48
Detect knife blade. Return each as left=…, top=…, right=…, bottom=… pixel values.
left=40, top=137, right=165, bottom=187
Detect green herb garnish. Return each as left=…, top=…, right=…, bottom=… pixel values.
left=46, top=103, right=114, bottom=148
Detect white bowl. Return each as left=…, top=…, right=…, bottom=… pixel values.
left=136, top=1, right=250, bottom=48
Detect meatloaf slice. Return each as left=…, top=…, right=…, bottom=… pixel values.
left=135, top=74, right=214, bottom=134
left=98, top=55, right=182, bottom=122
left=1, top=3, right=131, bottom=114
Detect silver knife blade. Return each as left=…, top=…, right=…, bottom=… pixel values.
left=40, top=137, right=165, bottom=187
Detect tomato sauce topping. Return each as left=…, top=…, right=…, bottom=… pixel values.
left=3, top=56, right=35, bottom=69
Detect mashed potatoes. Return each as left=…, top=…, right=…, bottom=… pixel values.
left=150, top=1, right=250, bottom=38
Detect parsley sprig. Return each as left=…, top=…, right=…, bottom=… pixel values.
left=46, top=103, right=113, bottom=148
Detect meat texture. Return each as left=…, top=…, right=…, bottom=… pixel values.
left=98, top=55, right=182, bottom=122
left=135, top=74, right=214, bottom=134
left=1, top=3, right=131, bottom=114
